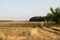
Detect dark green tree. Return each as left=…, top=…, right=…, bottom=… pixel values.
left=48, top=7, right=60, bottom=24
left=46, top=13, right=54, bottom=21
left=29, top=16, right=40, bottom=22
left=29, top=16, right=46, bottom=22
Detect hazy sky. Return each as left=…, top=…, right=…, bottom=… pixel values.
left=0, top=0, right=60, bottom=20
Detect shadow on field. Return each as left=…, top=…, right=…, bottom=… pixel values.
left=50, top=28, right=60, bottom=32
left=41, top=27, right=60, bottom=36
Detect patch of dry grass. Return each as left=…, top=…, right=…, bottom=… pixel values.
left=0, top=22, right=60, bottom=40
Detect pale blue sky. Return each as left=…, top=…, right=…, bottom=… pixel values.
left=0, top=0, right=60, bottom=20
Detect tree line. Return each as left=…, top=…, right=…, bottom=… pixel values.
left=29, top=7, right=60, bottom=24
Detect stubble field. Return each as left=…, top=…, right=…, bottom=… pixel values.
left=0, top=21, right=60, bottom=40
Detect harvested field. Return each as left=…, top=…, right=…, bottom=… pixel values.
left=0, top=22, right=60, bottom=40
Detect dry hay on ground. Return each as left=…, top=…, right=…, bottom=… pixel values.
left=0, top=22, right=60, bottom=40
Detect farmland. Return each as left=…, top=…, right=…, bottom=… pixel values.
left=0, top=21, right=60, bottom=40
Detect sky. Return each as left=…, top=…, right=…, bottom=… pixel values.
left=0, top=0, right=60, bottom=21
